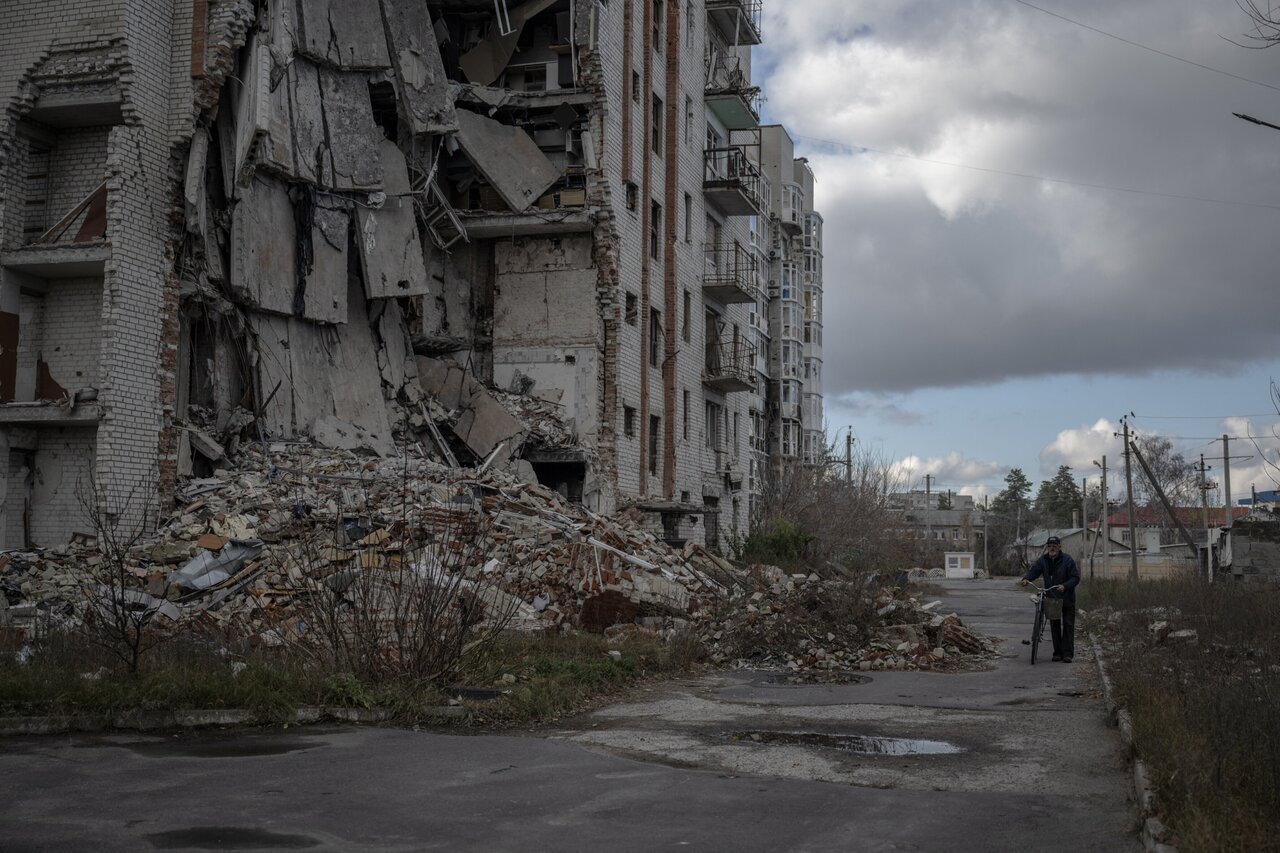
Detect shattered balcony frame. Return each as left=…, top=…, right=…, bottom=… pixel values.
left=703, top=145, right=765, bottom=217
left=703, top=340, right=757, bottom=393
left=705, top=54, right=761, bottom=130
left=706, top=0, right=763, bottom=47
left=702, top=243, right=759, bottom=304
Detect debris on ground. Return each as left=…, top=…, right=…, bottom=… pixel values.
left=1, top=439, right=997, bottom=679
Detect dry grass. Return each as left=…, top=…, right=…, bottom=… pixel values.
left=1083, top=576, right=1280, bottom=853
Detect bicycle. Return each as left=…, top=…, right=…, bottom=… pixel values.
left=1025, top=582, right=1048, bottom=664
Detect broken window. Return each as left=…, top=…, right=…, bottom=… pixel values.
left=632, top=70, right=641, bottom=102
left=683, top=192, right=692, bottom=241
left=624, top=405, right=636, bottom=437
left=648, top=307, right=661, bottom=365
left=685, top=95, right=693, bottom=145
left=625, top=181, right=638, bottom=212
left=682, top=290, right=691, bottom=341
left=706, top=401, right=723, bottom=450
left=650, top=201, right=662, bottom=258
left=22, top=140, right=51, bottom=244
left=652, top=95, right=664, bottom=154
left=683, top=388, right=690, bottom=440
left=649, top=415, right=661, bottom=475
left=625, top=292, right=638, bottom=325
left=653, top=0, right=665, bottom=48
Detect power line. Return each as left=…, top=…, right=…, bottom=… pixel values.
left=791, top=135, right=1280, bottom=212
left=1133, top=413, right=1278, bottom=419
left=1011, top=0, right=1280, bottom=94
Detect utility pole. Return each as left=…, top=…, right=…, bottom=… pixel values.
left=1080, top=476, right=1087, bottom=532
left=1222, top=434, right=1233, bottom=526
left=1122, top=418, right=1138, bottom=581
left=845, top=430, right=852, bottom=483
left=982, top=496, right=989, bottom=574
left=1094, top=456, right=1108, bottom=577
left=924, top=474, right=933, bottom=563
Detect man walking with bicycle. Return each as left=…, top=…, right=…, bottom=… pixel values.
left=1019, top=536, right=1080, bottom=662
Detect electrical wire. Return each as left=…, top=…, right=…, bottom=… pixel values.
left=792, top=134, right=1280, bottom=212
left=1011, top=0, right=1280, bottom=94
left=1132, top=413, right=1278, bottom=419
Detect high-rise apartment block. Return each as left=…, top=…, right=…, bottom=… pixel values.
left=0, top=0, right=822, bottom=550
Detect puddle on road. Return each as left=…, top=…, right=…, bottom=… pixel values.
left=119, top=735, right=322, bottom=758
left=145, top=826, right=320, bottom=849
left=725, top=730, right=962, bottom=755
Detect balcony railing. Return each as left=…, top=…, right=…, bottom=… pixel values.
left=705, top=54, right=761, bottom=130
left=706, top=0, right=763, bottom=46
left=704, top=339, right=757, bottom=393
left=704, top=146, right=765, bottom=216
left=703, top=243, right=760, bottom=304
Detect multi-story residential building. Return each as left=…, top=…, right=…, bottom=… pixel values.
left=0, top=0, right=820, bottom=552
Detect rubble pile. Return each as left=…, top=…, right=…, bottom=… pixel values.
left=0, top=440, right=996, bottom=679
left=0, top=442, right=739, bottom=645
left=702, top=569, right=998, bottom=675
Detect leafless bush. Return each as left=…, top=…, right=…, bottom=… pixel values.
left=742, top=442, right=914, bottom=572
left=75, top=477, right=171, bottom=674
left=272, top=485, right=519, bottom=684
left=1089, top=577, right=1280, bottom=851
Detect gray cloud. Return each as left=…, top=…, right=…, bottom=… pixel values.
left=759, top=1, right=1280, bottom=395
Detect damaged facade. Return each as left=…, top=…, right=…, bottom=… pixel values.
left=0, top=0, right=822, bottom=550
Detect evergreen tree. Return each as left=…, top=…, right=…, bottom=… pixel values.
left=991, top=468, right=1033, bottom=519
left=1034, top=465, right=1083, bottom=526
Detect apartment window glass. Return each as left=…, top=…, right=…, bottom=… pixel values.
left=684, top=95, right=693, bottom=145
left=649, top=307, right=661, bottom=365
left=652, top=95, right=664, bottom=154
left=650, top=201, right=662, bottom=258
left=625, top=292, right=638, bottom=325
left=624, top=406, right=636, bottom=437
left=649, top=415, right=661, bottom=475
left=682, top=290, right=691, bottom=341
left=683, top=389, right=690, bottom=440
left=632, top=71, right=641, bottom=102
left=625, top=181, right=638, bottom=212
left=653, top=0, right=664, bottom=48
left=683, top=192, right=692, bottom=241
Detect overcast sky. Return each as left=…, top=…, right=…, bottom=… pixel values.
left=756, top=0, right=1280, bottom=504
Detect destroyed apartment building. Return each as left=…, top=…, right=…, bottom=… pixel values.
left=0, top=0, right=824, bottom=551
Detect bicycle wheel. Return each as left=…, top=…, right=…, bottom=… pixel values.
left=1030, top=607, right=1045, bottom=665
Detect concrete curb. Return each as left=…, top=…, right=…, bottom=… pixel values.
left=0, top=704, right=466, bottom=737
left=1090, top=632, right=1179, bottom=853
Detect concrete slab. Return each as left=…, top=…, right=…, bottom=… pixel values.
left=454, top=109, right=561, bottom=212
left=357, top=140, right=429, bottom=298
left=296, top=0, right=391, bottom=69
left=380, top=0, right=457, bottom=134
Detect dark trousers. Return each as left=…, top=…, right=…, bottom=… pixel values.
left=1050, top=603, right=1076, bottom=658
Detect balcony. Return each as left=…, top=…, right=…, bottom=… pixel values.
left=706, top=0, right=763, bottom=46
left=703, top=244, right=759, bottom=304
left=705, top=55, right=761, bottom=130
left=803, top=212, right=823, bottom=253
left=704, top=146, right=765, bottom=216
left=704, top=340, right=756, bottom=393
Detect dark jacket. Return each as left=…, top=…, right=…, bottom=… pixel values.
left=1023, top=551, right=1080, bottom=605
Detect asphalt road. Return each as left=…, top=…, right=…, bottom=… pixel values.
left=0, top=579, right=1139, bottom=852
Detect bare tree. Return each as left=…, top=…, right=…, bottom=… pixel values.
left=1132, top=435, right=1199, bottom=508
left=743, top=442, right=914, bottom=573
left=76, top=476, right=170, bottom=674
left=1235, top=1, right=1280, bottom=46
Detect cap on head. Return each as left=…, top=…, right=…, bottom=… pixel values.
left=1046, top=536, right=1061, bottom=546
